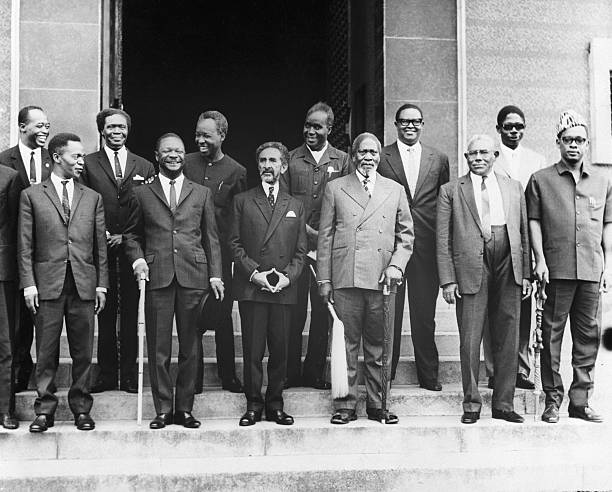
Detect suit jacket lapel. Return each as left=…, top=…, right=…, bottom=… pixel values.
left=413, top=147, right=434, bottom=198
left=123, top=151, right=137, bottom=183
left=458, top=174, right=483, bottom=235
left=177, top=179, right=193, bottom=208
left=494, top=152, right=512, bottom=179
left=69, top=183, right=84, bottom=224
left=384, top=143, right=409, bottom=192
left=42, top=179, right=68, bottom=224
left=99, top=150, right=120, bottom=188
left=263, top=192, right=290, bottom=245
left=149, top=177, right=171, bottom=210
left=359, top=176, right=391, bottom=225
left=340, top=173, right=370, bottom=210
left=11, top=147, right=29, bottom=186
left=497, top=173, right=511, bottom=222
left=253, top=187, right=272, bottom=223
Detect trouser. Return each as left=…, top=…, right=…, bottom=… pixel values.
left=0, top=281, right=16, bottom=413
left=13, top=294, right=34, bottom=386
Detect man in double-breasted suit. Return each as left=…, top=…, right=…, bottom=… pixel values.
left=0, top=105, right=52, bottom=393
left=437, top=134, right=531, bottom=425
left=81, top=108, right=155, bottom=394
left=0, top=165, right=23, bottom=429
left=124, top=133, right=223, bottom=429
left=378, top=103, right=449, bottom=390
left=318, top=133, right=413, bottom=425
left=19, top=133, right=108, bottom=433
left=229, top=142, right=307, bottom=427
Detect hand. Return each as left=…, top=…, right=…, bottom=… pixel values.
left=442, top=283, right=461, bottom=304
left=25, top=292, right=39, bottom=315
left=95, top=292, right=106, bottom=314
left=522, top=279, right=533, bottom=300
left=318, top=282, right=333, bottom=304
left=134, top=263, right=149, bottom=282
left=210, top=279, right=225, bottom=301
left=251, top=269, right=277, bottom=293
left=272, top=270, right=290, bottom=293
left=534, top=259, right=549, bottom=285
left=107, top=234, right=123, bottom=249
left=600, top=268, right=612, bottom=293
left=379, top=265, right=402, bottom=289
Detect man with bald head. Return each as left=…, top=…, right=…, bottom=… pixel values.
left=437, top=134, right=531, bottom=424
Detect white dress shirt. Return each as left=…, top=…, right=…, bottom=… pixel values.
left=103, top=145, right=128, bottom=178
left=307, top=142, right=328, bottom=164
left=469, top=171, right=505, bottom=226
left=397, top=140, right=421, bottom=197
left=355, top=169, right=376, bottom=195
left=158, top=172, right=184, bottom=206
left=18, top=141, right=42, bottom=184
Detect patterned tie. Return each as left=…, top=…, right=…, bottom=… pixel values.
left=114, top=151, right=123, bottom=181
left=481, top=175, right=491, bottom=242
left=61, top=180, right=70, bottom=221
left=169, top=179, right=177, bottom=213
left=268, top=186, right=275, bottom=208
left=363, top=177, right=371, bottom=197
left=29, top=151, right=37, bottom=184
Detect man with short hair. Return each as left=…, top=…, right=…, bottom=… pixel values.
left=281, top=102, right=351, bottom=389
left=124, top=133, right=223, bottom=429
left=378, top=103, right=450, bottom=391
left=318, top=133, right=413, bottom=425
left=81, top=108, right=155, bottom=394
left=526, top=110, right=612, bottom=423
left=184, top=110, right=246, bottom=393
left=0, top=105, right=52, bottom=393
left=437, top=134, right=531, bottom=425
left=19, top=133, right=108, bottom=433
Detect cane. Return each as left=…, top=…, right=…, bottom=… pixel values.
left=137, top=275, right=146, bottom=426
left=381, top=284, right=391, bottom=420
left=533, top=281, right=546, bottom=421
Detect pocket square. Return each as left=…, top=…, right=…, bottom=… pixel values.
left=286, top=210, right=297, bottom=218
left=133, top=174, right=144, bottom=181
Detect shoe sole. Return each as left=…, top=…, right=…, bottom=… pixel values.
left=568, top=414, right=603, bottom=423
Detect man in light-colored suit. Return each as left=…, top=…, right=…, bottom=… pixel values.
left=19, top=133, right=108, bottom=433
left=318, top=133, right=413, bottom=425
left=124, top=133, right=223, bottom=430
left=229, top=142, right=307, bottom=426
left=437, top=134, right=531, bottom=425
left=483, top=105, right=546, bottom=391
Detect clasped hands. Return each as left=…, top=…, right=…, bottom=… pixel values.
left=252, top=267, right=290, bottom=294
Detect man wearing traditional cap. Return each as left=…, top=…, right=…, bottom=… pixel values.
left=526, top=110, right=612, bottom=423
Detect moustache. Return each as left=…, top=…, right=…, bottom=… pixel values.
left=260, top=168, right=275, bottom=175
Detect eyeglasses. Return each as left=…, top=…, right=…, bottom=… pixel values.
left=396, top=118, right=423, bottom=128
left=560, top=136, right=587, bottom=145
left=466, top=150, right=491, bottom=157
left=356, top=149, right=379, bottom=157
left=501, top=123, right=525, bottom=131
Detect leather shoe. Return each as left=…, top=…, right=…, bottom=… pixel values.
left=174, top=411, right=201, bottom=428
left=492, top=408, right=524, bottom=423
left=303, top=377, right=331, bottom=390
left=461, top=411, right=480, bottom=424
left=149, top=413, right=173, bottom=429
left=283, top=377, right=301, bottom=390
left=541, top=404, right=559, bottom=423
left=1, top=413, right=19, bottom=430
left=568, top=404, right=603, bottom=423
left=29, top=414, right=54, bottom=433
left=419, top=381, right=442, bottom=392
left=487, top=376, right=495, bottom=389
left=74, top=413, right=95, bottom=431
left=239, top=410, right=262, bottom=426
left=120, top=379, right=138, bottom=394
left=330, top=409, right=357, bottom=424
left=221, top=376, right=243, bottom=393
left=366, top=408, right=399, bottom=424
left=90, top=379, right=117, bottom=393
left=265, top=409, right=294, bottom=425
left=516, top=373, right=535, bottom=390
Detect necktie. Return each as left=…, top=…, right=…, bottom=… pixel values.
left=114, top=151, right=123, bottom=180
left=481, top=175, right=491, bottom=242
left=29, top=151, right=37, bottom=184
left=61, top=180, right=70, bottom=221
left=169, top=179, right=177, bottom=213
left=363, top=177, right=371, bottom=197
left=268, top=186, right=275, bottom=208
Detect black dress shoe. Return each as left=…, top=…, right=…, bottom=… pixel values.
left=541, top=404, right=559, bottom=423
left=174, top=411, right=201, bottom=428
left=1, top=413, right=19, bottom=430
left=303, top=377, right=331, bottom=390
left=74, top=413, right=96, bottom=431
left=516, top=373, right=535, bottom=390
left=568, top=404, right=603, bottom=423
left=265, top=409, right=294, bottom=425
left=14, top=379, right=30, bottom=393
left=492, top=408, right=524, bottom=423
left=120, top=379, right=138, bottom=394
left=419, top=381, right=442, bottom=392
left=90, top=380, right=117, bottom=394
left=487, top=376, right=495, bottom=389
left=283, top=377, right=301, bottom=390
left=366, top=408, right=399, bottom=424
left=330, top=409, right=357, bottom=425
left=461, top=411, right=480, bottom=424
left=239, top=410, right=262, bottom=426
left=149, top=413, right=173, bottom=429
left=221, top=376, right=243, bottom=393
left=29, top=414, right=54, bottom=433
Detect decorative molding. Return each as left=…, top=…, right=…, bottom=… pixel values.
left=589, top=38, right=612, bottom=165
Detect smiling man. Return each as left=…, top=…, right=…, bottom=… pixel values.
left=81, top=108, right=155, bottom=395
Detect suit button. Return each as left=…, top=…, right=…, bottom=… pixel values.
left=173, top=230, right=177, bottom=234
left=313, top=194, right=318, bottom=198
left=64, top=260, right=68, bottom=263
left=68, top=240, right=72, bottom=244
left=173, top=249, right=178, bottom=253
left=204, top=177, right=209, bottom=180
left=208, top=163, right=212, bottom=167
left=314, top=181, right=318, bottom=185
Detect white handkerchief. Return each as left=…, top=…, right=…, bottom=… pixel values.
left=133, top=174, right=144, bottom=181
left=286, top=210, right=297, bottom=218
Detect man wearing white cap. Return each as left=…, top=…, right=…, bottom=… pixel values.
left=526, top=110, right=612, bottom=423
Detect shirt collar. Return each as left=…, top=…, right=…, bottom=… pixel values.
left=19, top=140, right=41, bottom=157
left=355, top=169, right=376, bottom=185
left=469, top=170, right=497, bottom=185
left=555, top=160, right=592, bottom=176
left=158, top=172, right=184, bottom=185
left=50, top=171, right=73, bottom=187
left=261, top=180, right=279, bottom=195
left=397, top=139, right=421, bottom=153
left=103, top=145, right=127, bottom=160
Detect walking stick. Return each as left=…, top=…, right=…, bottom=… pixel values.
left=381, top=284, right=392, bottom=420
left=137, top=275, right=146, bottom=425
left=533, top=281, right=546, bottom=421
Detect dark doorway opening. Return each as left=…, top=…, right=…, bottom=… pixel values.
left=121, top=0, right=350, bottom=183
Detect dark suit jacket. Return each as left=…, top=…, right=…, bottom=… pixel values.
left=0, top=166, right=23, bottom=282
left=124, top=176, right=222, bottom=291
left=378, top=142, right=449, bottom=259
left=18, top=178, right=109, bottom=300
left=436, top=172, right=530, bottom=294
left=0, top=145, right=52, bottom=189
left=81, top=149, right=155, bottom=236
left=229, top=186, right=307, bottom=304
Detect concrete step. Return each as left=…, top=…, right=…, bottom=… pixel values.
left=14, top=384, right=543, bottom=421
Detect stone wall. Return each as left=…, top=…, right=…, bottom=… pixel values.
left=0, top=0, right=12, bottom=150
